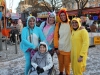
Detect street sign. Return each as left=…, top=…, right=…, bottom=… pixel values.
left=94, top=36, right=100, bottom=45
left=11, top=13, right=21, bottom=19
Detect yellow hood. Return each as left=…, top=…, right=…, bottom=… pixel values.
left=58, top=8, right=70, bottom=23
left=71, top=18, right=81, bottom=30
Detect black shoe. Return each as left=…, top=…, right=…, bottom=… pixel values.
left=59, top=72, right=63, bottom=75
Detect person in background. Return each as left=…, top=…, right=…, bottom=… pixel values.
left=40, top=12, right=56, bottom=56
left=71, top=17, right=89, bottom=75
left=98, top=23, right=100, bottom=32
left=20, top=16, right=45, bottom=75
left=17, top=19, right=23, bottom=42
left=30, top=42, right=53, bottom=75
left=81, top=16, right=90, bottom=32
left=90, top=21, right=98, bottom=32
left=54, top=8, right=71, bottom=75
left=9, top=26, right=19, bottom=44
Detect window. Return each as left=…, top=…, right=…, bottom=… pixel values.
left=90, top=4, right=95, bottom=7
left=98, top=4, right=100, bottom=7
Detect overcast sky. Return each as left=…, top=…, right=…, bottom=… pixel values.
left=6, top=0, right=21, bottom=13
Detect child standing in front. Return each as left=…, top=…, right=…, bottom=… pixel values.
left=30, top=42, right=53, bottom=75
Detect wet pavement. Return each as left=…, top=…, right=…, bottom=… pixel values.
left=0, top=42, right=100, bottom=75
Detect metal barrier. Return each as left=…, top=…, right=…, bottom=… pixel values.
left=5, top=37, right=7, bottom=50
left=15, top=34, right=18, bottom=54
left=0, top=37, right=7, bottom=50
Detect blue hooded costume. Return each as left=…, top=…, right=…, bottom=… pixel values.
left=20, top=16, right=45, bottom=75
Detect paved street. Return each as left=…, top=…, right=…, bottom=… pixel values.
left=0, top=42, right=23, bottom=62
left=0, top=42, right=100, bottom=75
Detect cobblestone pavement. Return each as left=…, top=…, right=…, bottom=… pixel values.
left=0, top=42, right=100, bottom=75
left=0, top=42, right=23, bottom=62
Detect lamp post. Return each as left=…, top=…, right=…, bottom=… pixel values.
left=0, top=5, right=4, bottom=51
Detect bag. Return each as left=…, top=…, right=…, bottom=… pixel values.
left=31, top=49, right=38, bottom=59
left=27, top=48, right=38, bottom=59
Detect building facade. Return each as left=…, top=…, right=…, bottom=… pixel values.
left=62, top=0, right=100, bottom=11
left=16, top=1, right=24, bottom=13
left=88, top=0, right=100, bottom=7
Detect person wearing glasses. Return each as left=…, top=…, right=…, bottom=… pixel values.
left=71, top=18, right=89, bottom=75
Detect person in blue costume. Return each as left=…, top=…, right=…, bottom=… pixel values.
left=20, top=16, right=45, bottom=75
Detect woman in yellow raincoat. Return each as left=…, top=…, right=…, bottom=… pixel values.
left=71, top=18, right=89, bottom=75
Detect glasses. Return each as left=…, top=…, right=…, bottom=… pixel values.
left=72, top=22, right=78, bottom=24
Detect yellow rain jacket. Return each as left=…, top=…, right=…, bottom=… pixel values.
left=71, top=18, right=89, bottom=75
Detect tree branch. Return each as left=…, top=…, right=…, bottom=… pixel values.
left=82, top=0, right=88, bottom=8
left=42, top=0, right=52, bottom=12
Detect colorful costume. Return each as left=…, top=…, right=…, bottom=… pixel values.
left=20, top=16, right=45, bottom=75
left=54, top=8, right=71, bottom=75
left=71, top=18, right=89, bottom=75
left=40, top=12, right=56, bottom=50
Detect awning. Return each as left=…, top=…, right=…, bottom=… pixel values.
left=67, top=7, right=100, bottom=16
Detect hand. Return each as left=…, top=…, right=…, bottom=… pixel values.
left=36, top=66, right=41, bottom=71
left=36, top=67, right=44, bottom=74
left=79, top=26, right=85, bottom=30
left=39, top=68, right=44, bottom=73
left=26, top=48, right=32, bottom=52
left=55, top=50, right=60, bottom=55
left=78, top=56, right=83, bottom=62
left=49, top=49, right=54, bottom=56
left=36, top=66, right=41, bottom=74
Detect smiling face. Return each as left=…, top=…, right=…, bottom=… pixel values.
left=60, top=12, right=67, bottom=22
left=71, top=20, right=79, bottom=29
left=48, top=17, right=55, bottom=25
left=39, top=45, right=46, bottom=53
left=28, top=18, right=35, bottom=28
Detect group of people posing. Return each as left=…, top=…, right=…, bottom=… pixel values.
left=20, top=8, right=89, bottom=75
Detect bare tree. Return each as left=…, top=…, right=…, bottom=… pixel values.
left=62, top=0, right=75, bottom=10
left=42, top=0, right=63, bottom=12
left=75, top=0, right=88, bottom=17
left=23, top=0, right=63, bottom=16
left=24, top=0, right=51, bottom=16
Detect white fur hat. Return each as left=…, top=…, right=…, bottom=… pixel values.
left=39, top=42, right=48, bottom=52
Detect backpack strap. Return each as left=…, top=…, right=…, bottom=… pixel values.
left=43, top=21, right=46, bottom=29
left=58, top=22, right=61, bottom=38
